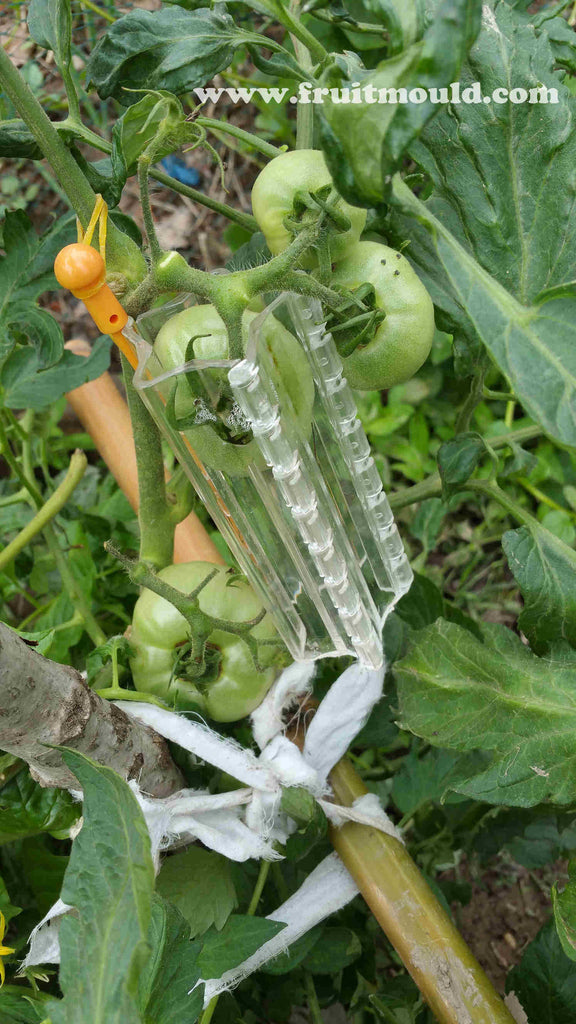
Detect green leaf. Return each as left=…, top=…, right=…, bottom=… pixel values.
left=437, top=432, right=490, bottom=498
left=319, top=0, right=482, bottom=205
left=280, top=786, right=317, bottom=826
left=20, top=839, right=69, bottom=919
left=500, top=441, right=538, bottom=479
left=47, top=750, right=155, bottom=1024
left=506, top=921, right=576, bottom=1024
left=0, top=120, right=42, bottom=159
left=354, top=0, right=425, bottom=54
left=28, top=0, right=72, bottom=72
left=410, top=498, right=445, bottom=551
left=2, top=336, right=111, bottom=411
left=391, top=747, right=462, bottom=817
left=302, top=926, right=361, bottom=974
left=395, top=618, right=576, bottom=806
left=261, top=924, right=324, bottom=975
left=0, top=987, right=47, bottom=1023
left=87, top=7, right=247, bottom=104
left=139, top=896, right=204, bottom=1023
left=198, top=915, right=285, bottom=979
left=112, top=91, right=186, bottom=176
left=553, top=859, right=576, bottom=961
left=157, top=848, right=237, bottom=939
left=387, top=2, right=576, bottom=447
left=0, top=875, right=21, bottom=926
left=0, top=771, right=79, bottom=845
left=365, top=404, right=413, bottom=437
left=502, top=522, right=576, bottom=653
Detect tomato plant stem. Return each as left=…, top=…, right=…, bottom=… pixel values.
left=390, top=424, right=541, bottom=509
left=305, top=972, right=323, bottom=1024
left=0, top=451, right=87, bottom=574
left=0, top=44, right=95, bottom=225
left=121, top=356, right=176, bottom=570
left=247, top=860, right=271, bottom=916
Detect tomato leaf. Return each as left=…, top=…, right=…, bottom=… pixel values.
left=437, top=432, right=490, bottom=498
left=387, top=3, right=576, bottom=447
left=157, top=847, right=238, bottom=938
left=46, top=750, right=155, bottom=1024
left=506, top=921, right=576, bottom=1023
left=0, top=987, right=48, bottom=1023
left=395, top=618, right=576, bottom=806
left=2, top=336, right=111, bottom=411
left=502, top=522, right=576, bottom=654
left=28, top=0, right=72, bottom=74
left=319, top=0, right=482, bottom=204
left=552, top=859, right=576, bottom=962
left=0, top=120, right=43, bottom=159
left=87, top=7, right=248, bottom=104
left=198, top=915, right=285, bottom=980
left=138, top=896, right=204, bottom=1023
left=302, top=926, right=361, bottom=974
left=0, top=772, right=79, bottom=846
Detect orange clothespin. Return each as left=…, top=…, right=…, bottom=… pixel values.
left=54, top=196, right=138, bottom=369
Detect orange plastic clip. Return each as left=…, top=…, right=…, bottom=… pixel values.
left=54, top=243, right=138, bottom=369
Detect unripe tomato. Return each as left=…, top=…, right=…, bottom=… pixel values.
left=129, top=562, right=287, bottom=722
left=153, top=304, right=315, bottom=476
left=330, top=241, right=435, bottom=390
left=251, top=149, right=367, bottom=261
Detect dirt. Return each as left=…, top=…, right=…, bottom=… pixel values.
left=442, top=856, right=568, bottom=993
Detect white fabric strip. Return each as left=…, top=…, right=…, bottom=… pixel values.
left=201, top=852, right=359, bottom=1003
left=251, top=661, right=316, bottom=750
left=115, top=701, right=276, bottom=792
left=22, top=899, right=72, bottom=968
left=319, top=793, right=405, bottom=844
left=303, top=663, right=385, bottom=783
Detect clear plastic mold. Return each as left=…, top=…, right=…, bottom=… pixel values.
left=131, top=292, right=412, bottom=669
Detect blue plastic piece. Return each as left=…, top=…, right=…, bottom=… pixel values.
left=160, top=156, right=202, bottom=188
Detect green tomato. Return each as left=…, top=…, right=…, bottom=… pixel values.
left=251, top=149, right=367, bottom=262
left=129, top=562, right=286, bottom=722
left=153, top=304, right=315, bottom=476
left=330, top=241, right=435, bottom=391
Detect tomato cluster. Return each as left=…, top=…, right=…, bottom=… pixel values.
left=132, top=149, right=436, bottom=721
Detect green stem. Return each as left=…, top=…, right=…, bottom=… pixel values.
left=389, top=425, right=542, bottom=510
left=305, top=972, right=323, bottom=1024
left=0, top=451, right=87, bottom=574
left=290, top=0, right=315, bottom=149
left=138, top=156, right=162, bottom=263
left=44, top=522, right=107, bottom=646
left=61, top=65, right=81, bottom=125
left=199, top=997, right=218, bottom=1024
left=197, top=117, right=281, bottom=159
left=79, top=0, right=115, bottom=22
left=283, top=270, right=346, bottom=310
left=247, top=860, right=271, bottom=916
left=467, top=479, right=536, bottom=529
left=483, top=387, right=516, bottom=402
left=60, top=118, right=260, bottom=232
left=0, top=44, right=95, bottom=225
left=267, top=4, right=327, bottom=61
left=95, top=687, right=168, bottom=708
left=455, top=367, right=487, bottom=434
left=150, top=167, right=258, bottom=232
left=121, top=356, right=175, bottom=570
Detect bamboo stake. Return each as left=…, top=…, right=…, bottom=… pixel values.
left=329, top=760, right=516, bottom=1024
left=64, top=340, right=224, bottom=566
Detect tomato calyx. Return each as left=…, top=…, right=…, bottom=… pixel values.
left=326, top=283, right=387, bottom=358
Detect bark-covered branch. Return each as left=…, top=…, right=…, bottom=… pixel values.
left=0, top=624, right=184, bottom=797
